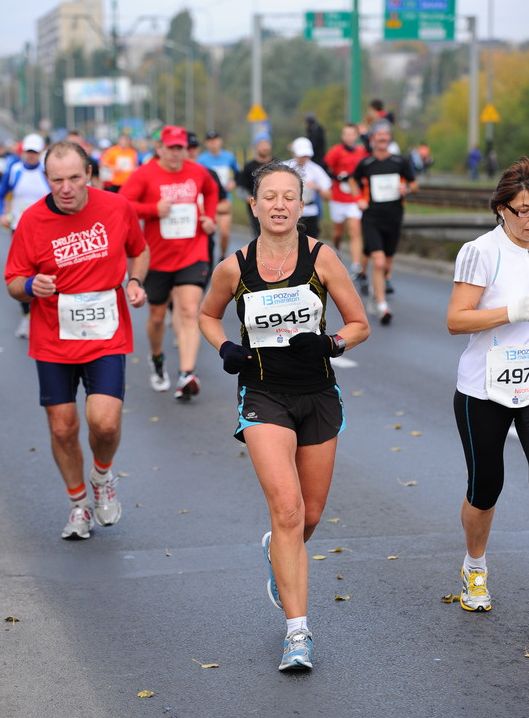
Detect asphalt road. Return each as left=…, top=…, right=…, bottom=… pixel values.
left=1, top=227, right=529, bottom=718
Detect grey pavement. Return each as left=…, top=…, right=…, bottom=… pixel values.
left=1, top=227, right=529, bottom=718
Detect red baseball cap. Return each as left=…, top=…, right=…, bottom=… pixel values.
left=161, top=126, right=188, bottom=147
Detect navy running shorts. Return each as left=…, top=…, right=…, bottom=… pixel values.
left=234, top=385, right=346, bottom=446
left=145, top=262, right=210, bottom=305
left=36, top=354, right=126, bottom=406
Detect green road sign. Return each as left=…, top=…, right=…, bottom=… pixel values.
left=304, top=11, right=352, bottom=42
left=384, top=0, right=456, bottom=42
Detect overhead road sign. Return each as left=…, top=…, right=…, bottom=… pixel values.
left=304, top=11, right=352, bottom=43
left=384, top=0, right=456, bottom=42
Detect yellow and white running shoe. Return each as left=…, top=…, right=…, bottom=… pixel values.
left=460, top=566, right=492, bottom=612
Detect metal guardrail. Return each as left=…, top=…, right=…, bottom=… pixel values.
left=411, top=185, right=492, bottom=210
left=402, top=215, right=496, bottom=232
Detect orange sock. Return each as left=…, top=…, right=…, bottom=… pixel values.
left=93, top=458, right=112, bottom=475
left=67, top=482, right=88, bottom=506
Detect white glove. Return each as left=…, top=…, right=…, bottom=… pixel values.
left=507, top=296, right=529, bottom=323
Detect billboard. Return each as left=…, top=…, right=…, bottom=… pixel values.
left=64, top=77, right=132, bottom=107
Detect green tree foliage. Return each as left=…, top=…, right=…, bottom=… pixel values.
left=426, top=50, right=529, bottom=171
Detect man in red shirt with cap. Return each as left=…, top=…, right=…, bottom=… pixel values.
left=121, top=126, right=218, bottom=401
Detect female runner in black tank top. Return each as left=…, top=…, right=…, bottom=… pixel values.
left=199, top=162, right=370, bottom=670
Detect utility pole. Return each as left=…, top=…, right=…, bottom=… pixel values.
left=110, top=0, right=119, bottom=130
left=467, top=16, right=479, bottom=150
left=349, top=0, right=362, bottom=122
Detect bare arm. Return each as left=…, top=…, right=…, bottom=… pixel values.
left=7, top=273, right=57, bottom=302
left=314, top=244, right=370, bottom=348
left=199, top=254, right=241, bottom=351
left=126, top=245, right=150, bottom=307
left=447, top=282, right=509, bottom=335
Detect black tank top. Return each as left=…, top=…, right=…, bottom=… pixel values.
left=234, top=232, right=336, bottom=394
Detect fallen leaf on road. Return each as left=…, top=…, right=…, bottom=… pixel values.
left=351, top=390, right=364, bottom=397
left=192, top=658, right=219, bottom=669
left=135, top=503, right=143, bottom=508
left=326, top=517, right=341, bottom=524
left=441, top=593, right=460, bottom=604
left=410, top=431, right=423, bottom=437
left=395, top=410, right=405, bottom=416
left=335, top=594, right=351, bottom=601
left=397, top=479, right=417, bottom=487
left=4, top=616, right=19, bottom=623
left=137, top=690, right=155, bottom=699
left=29, top=447, right=36, bottom=452
left=328, top=547, right=344, bottom=553
left=130, top=356, right=140, bottom=364
left=393, top=424, right=402, bottom=430
left=390, top=447, right=402, bottom=452
left=177, top=509, right=190, bottom=514
left=117, top=471, right=129, bottom=478
left=149, top=416, right=160, bottom=423
left=524, top=648, right=529, bottom=658
left=165, top=548, right=172, bottom=557
left=336, top=574, right=344, bottom=580
left=387, top=555, right=399, bottom=560
left=312, top=555, right=327, bottom=561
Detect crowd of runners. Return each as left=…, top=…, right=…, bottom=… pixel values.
left=3, top=110, right=529, bottom=672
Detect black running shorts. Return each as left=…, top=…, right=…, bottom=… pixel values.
left=145, top=261, right=210, bottom=305
left=234, top=385, right=346, bottom=446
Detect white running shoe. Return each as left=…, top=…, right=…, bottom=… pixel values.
left=61, top=505, right=94, bottom=540
left=377, top=301, right=392, bottom=326
left=90, top=469, right=122, bottom=527
left=460, top=566, right=492, bottom=612
left=148, top=354, right=170, bottom=392
left=14, top=315, right=30, bottom=339
left=174, top=373, right=200, bottom=402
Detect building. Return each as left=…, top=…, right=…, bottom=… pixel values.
left=37, top=0, right=105, bottom=75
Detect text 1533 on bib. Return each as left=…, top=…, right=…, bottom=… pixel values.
left=160, top=203, right=197, bottom=239
left=243, top=284, right=323, bottom=348
left=58, top=290, right=119, bottom=340
left=486, top=345, right=529, bottom=408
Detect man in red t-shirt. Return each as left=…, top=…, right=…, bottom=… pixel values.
left=323, top=123, right=368, bottom=280
left=4, top=141, right=149, bottom=540
left=121, top=125, right=218, bottom=401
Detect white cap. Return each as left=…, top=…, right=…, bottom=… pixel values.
left=291, top=137, right=314, bottom=158
left=22, top=133, right=45, bottom=153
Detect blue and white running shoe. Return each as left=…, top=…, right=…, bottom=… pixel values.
left=278, top=629, right=313, bottom=671
left=261, top=531, right=282, bottom=610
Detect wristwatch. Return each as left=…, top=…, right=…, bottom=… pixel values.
left=330, top=334, right=346, bottom=357
left=127, top=276, right=144, bottom=288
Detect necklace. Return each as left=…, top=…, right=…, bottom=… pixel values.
left=257, top=240, right=296, bottom=279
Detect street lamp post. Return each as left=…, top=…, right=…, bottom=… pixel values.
left=164, top=40, right=194, bottom=128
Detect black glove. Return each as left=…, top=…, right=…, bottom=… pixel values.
left=288, top=332, right=333, bottom=358
left=219, top=340, right=252, bottom=374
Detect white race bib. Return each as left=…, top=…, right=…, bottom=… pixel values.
left=243, top=284, right=323, bottom=349
left=58, top=290, right=119, bottom=340
left=370, top=173, right=401, bottom=202
left=215, top=166, right=231, bottom=189
left=160, top=203, right=197, bottom=239
left=486, top=345, right=529, bottom=408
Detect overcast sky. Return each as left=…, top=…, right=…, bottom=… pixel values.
left=2, top=0, right=524, bottom=56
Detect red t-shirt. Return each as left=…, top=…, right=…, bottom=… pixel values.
left=323, top=143, right=368, bottom=202
left=120, top=159, right=218, bottom=272
left=4, top=188, right=146, bottom=364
